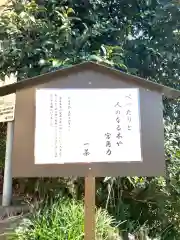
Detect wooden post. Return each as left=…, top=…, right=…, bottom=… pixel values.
left=84, top=176, right=96, bottom=240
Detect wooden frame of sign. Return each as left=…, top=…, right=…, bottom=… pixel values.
left=0, top=61, right=180, bottom=240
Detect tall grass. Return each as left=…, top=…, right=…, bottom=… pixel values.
left=8, top=198, right=121, bottom=240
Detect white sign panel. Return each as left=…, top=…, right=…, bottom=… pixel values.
left=0, top=74, right=17, bottom=122
left=35, top=88, right=142, bottom=164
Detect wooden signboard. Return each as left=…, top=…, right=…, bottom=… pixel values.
left=11, top=62, right=167, bottom=178
left=0, top=61, right=179, bottom=240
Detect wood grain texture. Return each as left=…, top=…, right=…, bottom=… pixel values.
left=84, top=176, right=95, bottom=240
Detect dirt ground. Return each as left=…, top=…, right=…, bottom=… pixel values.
left=0, top=214, right=26, bottom=239
left=0, top=196, right=30, bottom=239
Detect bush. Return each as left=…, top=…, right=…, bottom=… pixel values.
left=8, top=198, right=121, bottom=240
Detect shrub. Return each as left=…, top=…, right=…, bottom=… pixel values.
left=8, top=198, right=121, bottom=240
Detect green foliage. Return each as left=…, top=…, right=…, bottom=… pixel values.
left=0, top=122, right=7, bottom=168
left=1, top=0, right=180, bottom=89
left=8, top=198, right=121, bottom=240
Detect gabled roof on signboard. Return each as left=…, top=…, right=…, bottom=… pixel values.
left=0, top=61, right=180, bottom=99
